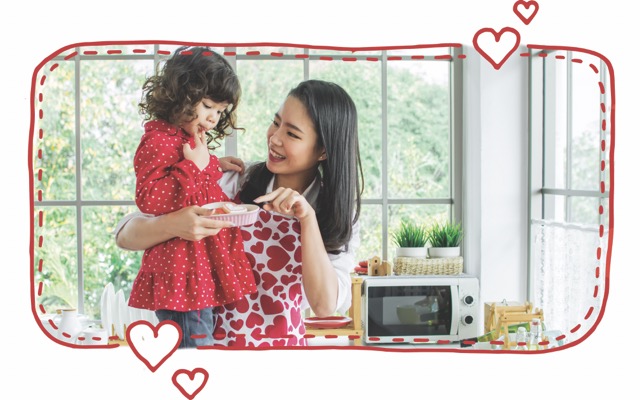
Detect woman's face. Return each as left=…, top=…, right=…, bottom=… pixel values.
left=266, top=96, right=326, bottom=178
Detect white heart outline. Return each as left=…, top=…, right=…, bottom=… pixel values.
left=172, top=368, right=209, bottom=400
left=126, top=320, right=182, bottom=372
left=473, top=27, right=521, bottom=70
left=513, top=0, right=540, bottom=25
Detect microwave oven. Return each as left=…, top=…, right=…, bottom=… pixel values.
left=362, top=274, right=479, bottom=344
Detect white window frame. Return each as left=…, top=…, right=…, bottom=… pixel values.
left=33, top=43, right=463, bottom=314
left=528, top=48, right=611, bottom=299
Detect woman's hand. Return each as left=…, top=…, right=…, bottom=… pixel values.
left=219, top=156, right=245, bottom=174
left=166, top=205, right=234, bottom=241
left=183, top=133, right=210, bottom=171
left=253, top=187, right=315, bottom=221
left=256, top=187, right=339, bottom=317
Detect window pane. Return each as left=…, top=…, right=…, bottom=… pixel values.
left=543, top=194, right=604, bottom=226
left=569, top=196, right=602, bottom=226
left=356, top=204, right=383, bottom=262
left=79, top=44, right=156, bottom=56
left=544, top=193, right=566, bottom=223
left=387, top=47, right=454, bottom=58
left=308, top=48, right=382, bottom=57
left=236, top=46, right=302, bottom=56
left=547, top=55, right=568, bottom=190
left=37, top=60, right=76, bottom=200
left=34, top=207, right=78, bottom=313
left=544, top=52, right=603, bottom=192
left=310, top=60, right=382, bottom=198
left=83, top=206, right=142, bottom=319
left=388, top=60, right=450, bottom=198
left=235, top=60, right=303, bottom=162
left=159, top=45, right=226, bottom=55
left=81, top=59, right=152, bottom=200
left=570, top=54, right=602, bottom=191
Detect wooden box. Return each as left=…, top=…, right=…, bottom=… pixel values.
left=484, top=300, right=530, bottom=333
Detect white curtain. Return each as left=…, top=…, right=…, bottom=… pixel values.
left=531, top=220, right=607, bottom=342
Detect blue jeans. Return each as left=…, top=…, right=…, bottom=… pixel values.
left=155, top=308, right=215, bottom=349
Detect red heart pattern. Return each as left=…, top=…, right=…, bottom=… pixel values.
left=213, top=209, right=306, bottom=346
left=230, top=319, right=244, bottom=331
left=280, top=234, right=296, bottom=251
left=247, top=311, right=264, bottom=328
left=254, top=227, right=272, bottom=240
left=267, top=246, right=290, bottom=271
left=250, top=241, right=264, bottom=254
left=260, top=293, right=285, bottom=315
left=261, top=272, right=278, bottom=291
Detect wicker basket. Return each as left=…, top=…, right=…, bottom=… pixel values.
left=393, top=256, right=463, bottom=275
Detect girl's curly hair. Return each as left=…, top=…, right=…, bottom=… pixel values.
left=138, top=45, right=244, bottom=149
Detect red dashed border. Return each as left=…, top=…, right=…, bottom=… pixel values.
left=29, top=41, right=613, bottom=353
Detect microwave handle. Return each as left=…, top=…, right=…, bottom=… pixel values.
left=450, top=285, right=460, bottom=335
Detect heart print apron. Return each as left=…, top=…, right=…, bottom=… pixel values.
left=213, top=209, right=307, bottom=347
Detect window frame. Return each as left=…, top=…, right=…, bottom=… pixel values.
left=33, top=43, right=463, bottom=315
left=527, top=48, right=611, bottom=300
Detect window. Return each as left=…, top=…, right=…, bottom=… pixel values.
left=528, top=48, right=611, bottom=339
left=32, top=43, right=462, bottom=319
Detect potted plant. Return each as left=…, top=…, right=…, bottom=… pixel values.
left=391, top=220, right=429, bottom=258
left=426, top=221, right=463, bottom=258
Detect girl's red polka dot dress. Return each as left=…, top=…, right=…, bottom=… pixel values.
left=128, top=120, right=257, bottom=312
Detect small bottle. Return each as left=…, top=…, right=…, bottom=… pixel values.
left=529, top=318, right=542, bottom=350
left=515, top=326, right=528, bottom=350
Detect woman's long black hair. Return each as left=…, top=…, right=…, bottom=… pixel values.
left=240, top=80, right=363, bottom=253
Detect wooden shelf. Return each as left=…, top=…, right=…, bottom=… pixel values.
left=304, top=275, right=364, bottom=345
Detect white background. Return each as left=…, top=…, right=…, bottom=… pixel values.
left=2, top=1, right=637, bottom=399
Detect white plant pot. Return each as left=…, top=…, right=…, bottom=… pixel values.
left=396, top=247, right=428, bottom=258
left=428, top=246, right=460, bottom=258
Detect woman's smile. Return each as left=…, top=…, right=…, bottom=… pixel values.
left=269, top=147, right=286, bottom=161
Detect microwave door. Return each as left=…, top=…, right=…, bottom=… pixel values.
left=449, top=285, right=460, bottom=336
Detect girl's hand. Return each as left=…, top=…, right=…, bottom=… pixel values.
left=183, top=133, right=210, bottom=171
left=166, top=205, right=233, bottom=241
left=219, top=156, right=245, bottom=174
left=254, top=187, right=315, bottom=221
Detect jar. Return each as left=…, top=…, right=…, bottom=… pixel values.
left=515, top=326, right=528, bottom=350
left=57, top=308, right=83, bottom=343
left=529, top=318, right=542, bottom=350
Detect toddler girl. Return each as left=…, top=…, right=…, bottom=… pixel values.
left=128, top=46, right=256, bottom=348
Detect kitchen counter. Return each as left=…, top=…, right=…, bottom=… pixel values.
left=306, top=335, right=469, bottom=350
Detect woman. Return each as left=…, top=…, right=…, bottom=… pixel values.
left=115, top=80, right=363, bottom=346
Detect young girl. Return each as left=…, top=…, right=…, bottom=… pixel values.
left=117, top=80, right=362, bottom=346
left=129, top=46, right=256, bottom=348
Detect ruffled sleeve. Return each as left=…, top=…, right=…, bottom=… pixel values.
left=134, top=129, right=205, bottom=215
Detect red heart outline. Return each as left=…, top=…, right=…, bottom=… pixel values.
left=172, top=367, right=209, bottom=400
left=513, top=0, right=539, bottom=25
left=126, top=320, right=182, bottom=373
left=473, top=27, right=521, bottom=70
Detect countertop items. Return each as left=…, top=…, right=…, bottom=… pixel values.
left=100, top=283, right=158, bottom=342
